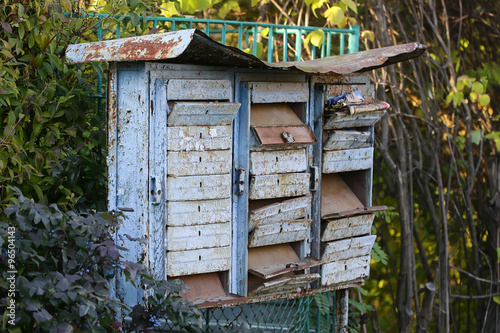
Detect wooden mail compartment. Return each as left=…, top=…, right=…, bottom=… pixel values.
left=248, top=219, right=311, bottom=248
left=167, top=125, right=232, bottom=151
left=248, top=272, right=320, bottom=296
left=249, top=173, right=310, bottom=200
left=167, top=198, right=231, bottom=227
left=322, top=148, right=374, bottom=173
left=167, top=174, right=231, bottom=201
left=167, top=246, right=231, bottom=277
left=250, top=149, right=307, bottom=175
left=321, top=235, right=376, bottom=263
left=323, top=103, right=388, bottom=130
left=166, top=79, right=232, bottom=101
left=248, top=195, right=311, bottom=230
left=323, top=130, right=371, bottom=151
left=167, top=222, right=231, bottom=251
left=167, top=102, right=240, bottom=125
left=321, top=255, right=371, bottom=286
left=167, top=150, right=231, bottom=176
left=321, top=213, right=375, bottom=241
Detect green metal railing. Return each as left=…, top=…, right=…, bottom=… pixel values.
left=91, top=14, right=360, bottom=62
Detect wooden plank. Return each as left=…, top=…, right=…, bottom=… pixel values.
left=321, top=235, right=376, bottom=262
left=251, top=82, right=308, bottom=103
left=322, top=148, right=374, bottom=173
left=321, top=255, right=371, bottom=286
left=248, top=244, right=320, bottom=279
left=178, top=273, right=226, bottom=302
left=323, top=110, right=386, bottom=129
left=167, top=150, right=231, bottom=176
left=167, top=125, right=232, bottom=151
left=167, top=174, right=231, bottom=201
left=250, top=103, right=304, bottom=126
left=166, top=79, right=231, bottom=100
left=248, top=219, right=312, bottom=248
left=252, top=126, right=317, bottom=146
left=250, top=149, right=307, bottom=175
left=167, top=246, right=230, bottom=277
left=167, top=102, right=240, bottom=126
left=166, top=222, right=231, bottom=251
left=323, top=130, right=371, bottom=151
left=321, top=214, right=375, bottom=241
left=321, top=174, right=364, bottom=218
left=249, top=273, right=320, bottom=296
left=249, top=173, right=311, bottom=200
left=249, top=195, right=311, bottom=230
left=167, top=198, right=231, bottom=226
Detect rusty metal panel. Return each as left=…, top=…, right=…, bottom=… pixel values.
left=166, top=79, right=232, bottom=100
left=167, top=102, right=240, bottom=125
left=322, top=148, right=374, bottom=173
left=248, top=244, right=320, bottom=279
left=167, top=174, right=231, bottom=201
left=321, top=214, right=375, bottom=241
left=167, top=246, right=231, bottom=277
left=167, top=125, right=232, bottom=151
left=166, top=222, right=231, bottom=251
left=323, top=110, right=386, bottom=129
left=167, top=198, right=231, bottom=227
left=249, top=195, right=311, bottom=230
left=248, top=219, right=312, bottom=248
left=321, top=255, right=370, bottom=286
left=250, top=149, right=307, bottom=175
left=323, top=130, right=371, bottom=151
left=249, top=173, right=310, bottom=200
left=251, top=82, right=308, bottom=103
left=321, top=235, right=376, bottom=262
left=252, top=126, right=317, bottom=146
left=167, top=150, right=231, bottom=176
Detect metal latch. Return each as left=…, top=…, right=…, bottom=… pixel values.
left=310, top=165, right=319, bottom=191
left=236, top=168, right=245, bottom=195
left=281, top=131, right=295, bottom=143
left=150, top=176, right=162, bottom=205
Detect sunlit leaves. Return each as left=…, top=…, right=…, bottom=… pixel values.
left=218, top=0, right=239, bottom=18
left=341, top=0, right=357, bottom=13
left=324, top=6, right=345, bottom=26
left=305, top=29, right=325, bottom=47
left=471, top=129, right=482, bottom=145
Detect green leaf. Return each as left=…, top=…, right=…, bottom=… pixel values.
left=497, top=247, right=500, bottom=263
left=471, top=129, right=482, bottom=145
left=324, top=6, right=345, bottom=26
left=479, top=94, right=490, bottom=107
left=130, top=13, right=140, bottom=27
left=452, top=91, right=464, bottom=107
left=60, top=0, right=72, bottom=13
left=445, top=91, right=454, bottom=105
left=261, top=27, right=269, bottom=37
left=471, top=81, right=484, bottom=94
left=307, top=29, right=325, bottom=47
left=341, top=0, right=358, bottom=13
left=494, top=296, right=500, bottom=305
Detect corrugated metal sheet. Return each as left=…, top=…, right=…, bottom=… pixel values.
left=66, top=29, right=426, bottom=74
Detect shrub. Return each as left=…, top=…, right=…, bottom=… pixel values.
left=0, top=189, right=202, bottom=332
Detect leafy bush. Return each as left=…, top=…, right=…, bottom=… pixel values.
left=0, top=189, right=202, bottom=332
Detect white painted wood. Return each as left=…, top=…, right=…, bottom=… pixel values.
left=167, top=102, right=240, bottom=126
left=321, top=235, right=376, bottom=262
left=321, top=255, right=371, bottom=286
left=167, top=198, right=231, bottom=226
left=167, top=246, right=231, bottom=277
left=167, top=126, right=232, bottom=151
left=249, top=149, right=307, bottom=175
left=323, top=130, right=371, bottom=151
left=167, top=150, right=231, bottom=176
left=251, top=82, right=309, bottom=103
left=322, top=148, right=374, bottom=173
left=249, top=173, right=311, bottom=200
left=248, top=219, right=312, bottom=248
left=167, top=174, right=231, bottom=201
left=249, top=195, right=311, bottom=229
left=323, top=110, right=386, bottom=129
left=166, top=222, right=231, bottom=251
left=321, top=214, right=375, bottom=241
left=166, top=79, right=231, bottom=100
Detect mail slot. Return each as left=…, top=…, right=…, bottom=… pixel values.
left=65, top=29, right=426, bottom=308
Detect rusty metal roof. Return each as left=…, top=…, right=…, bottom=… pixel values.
left=66, top=29, right=426, bottom=74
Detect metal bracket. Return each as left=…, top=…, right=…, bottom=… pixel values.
left=150, top=176, right=162, bottom=205
left=236, top=168, right=245, bottom=195
left=310, top=165, right=319, bottom=191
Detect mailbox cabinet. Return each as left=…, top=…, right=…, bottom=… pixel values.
left=66, top=29, right=425, bottom=307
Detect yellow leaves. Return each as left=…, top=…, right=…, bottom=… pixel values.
left=361, top=30, right=374, bottom=42
left=160, top=1, right=179, bottom=17
left=324, top=6, right=344, bottom=26
left=305, top=29, right=325, bottom=48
